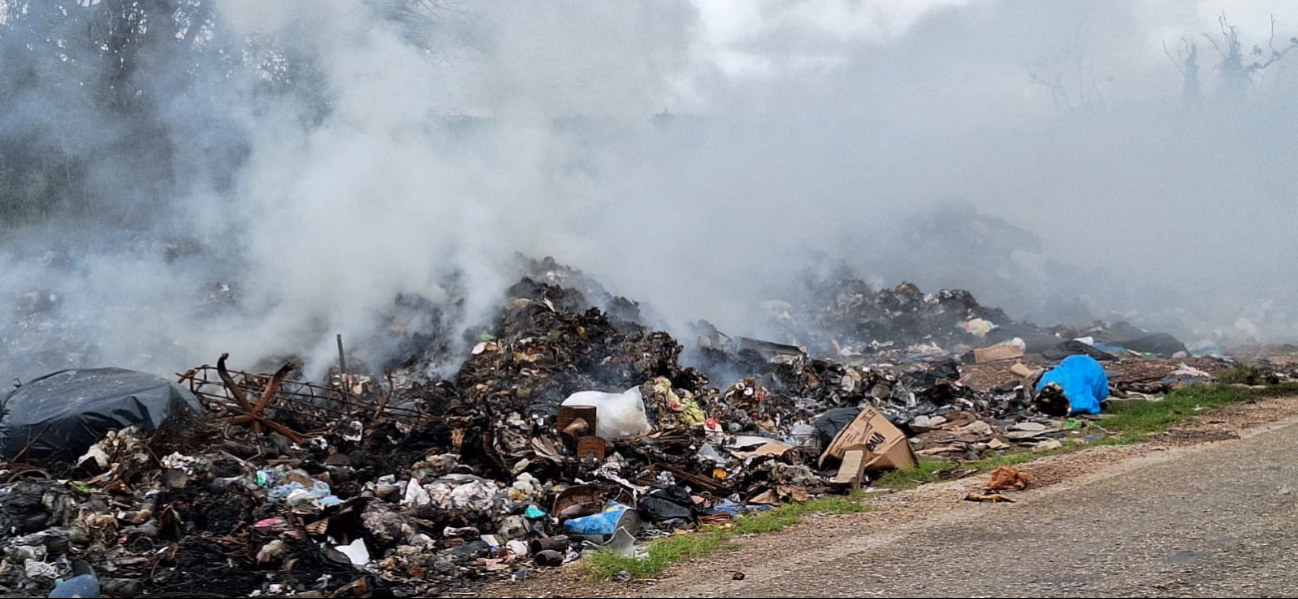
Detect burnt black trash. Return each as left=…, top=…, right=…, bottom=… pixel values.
left=534, top=549, right=564, bottom=568
left=1042, top=340, right=1117, bottom=362
left=1088, top=322, right=1188, bottom=356
left=529, top=536, right=570, bottom=554
left=637, top=487, right=695, bottom=522
left=0, top=368, right=203, bottom=460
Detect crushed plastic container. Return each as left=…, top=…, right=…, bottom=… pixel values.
left=49, top=561, right=98, bottom=598
left=788, top=423, right=819, bottom=448
left=268, top=482, right=306, bottom=502
left=563, top=501, right=639, bottom=544
left=310, top=480, right=332, bottom=498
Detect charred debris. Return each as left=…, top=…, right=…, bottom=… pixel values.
left=0, top=258, right=1258, bottom=597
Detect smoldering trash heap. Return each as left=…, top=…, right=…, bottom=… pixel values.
left=0, top=258, right=1261, bottom=597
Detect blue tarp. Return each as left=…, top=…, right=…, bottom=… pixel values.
left=1036, top=355, right=1109, bottom=415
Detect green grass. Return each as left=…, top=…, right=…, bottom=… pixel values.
left=581, top=497, right=868, bottom=580
left=583, top=530, right=731, bottom=579
left=973, top=449, right=1046, bottom=470
left=1102, top=382, right=1298, bottom=439
left=730, top=496, right=866, bottom=534
left=1217, top=364, right=1279, bottom=386
left=873, top=456, right=953, bottom=489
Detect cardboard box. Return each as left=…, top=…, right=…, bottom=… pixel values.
left=819, top=406, right=918, bottom=473
left=975, top=343, right=1025, bottom=363
left=557, top=406, right=597, bottom=438
left=576, top=436, right=607, bottom=461
left=833, top=448, right=868, bottom=486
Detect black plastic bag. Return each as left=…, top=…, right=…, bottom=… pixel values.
left=1102, top=333, right=1187, bottom=356
left=638, top=487, right=695, bottom=522
left=1042, top=340, right=1117, bottom=362
left=812, top=407, right=863, bottom=447
left=0, top=368, right=203, bottom=459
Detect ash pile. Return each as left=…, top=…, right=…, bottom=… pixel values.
left=0, top=262, right=1239, bottom=597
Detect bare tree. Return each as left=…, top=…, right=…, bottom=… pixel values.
left=1027, top=1, right=1113, bottom=116
left=1199, top=13, right=1297, bottom=98
left=1028, top=51, right=1112, bottom=116
left=1028, top=69, right=1073, bottom=114
left=1163, top=38, right=1203, bottom=101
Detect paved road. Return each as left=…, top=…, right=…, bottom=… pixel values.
left=678, top=419, right=1298, bottom=598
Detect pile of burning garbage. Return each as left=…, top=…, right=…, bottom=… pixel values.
left=0, top=266, right=1252, bottom=597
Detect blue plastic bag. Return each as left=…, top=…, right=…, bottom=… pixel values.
left=50, top=561, right=99, bottom=598
left=1035, top=355, right=1109, bottom=415
left=49, top=574, right=100, bottom=599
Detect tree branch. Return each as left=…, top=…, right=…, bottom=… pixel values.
left=1246, top=14, right=1297, bottom=71
left=1203, top=32, right=1227, bottom=59
left=1163, top=40, right=1185, bottom=75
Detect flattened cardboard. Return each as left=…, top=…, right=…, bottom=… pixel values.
left=833, top=448, right=867, bottom=486
left=975, top=344, right=1025, bottom=363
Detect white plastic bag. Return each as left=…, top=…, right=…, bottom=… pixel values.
left=561, top=387, right=650, bottom=441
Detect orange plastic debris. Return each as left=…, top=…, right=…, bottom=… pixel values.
left=985, top=466, right=1030, bottom=491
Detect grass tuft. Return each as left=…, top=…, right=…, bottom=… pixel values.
left=582, top=530, right=730, bottom=580
left=580, top=497, right=868, bottom=580
left=1216, top=364, right=1280, bottom=386
left=873, top=457, right=951, bottom=490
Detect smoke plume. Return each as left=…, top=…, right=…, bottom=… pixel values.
left=2, top=0, right=1296, bottom=384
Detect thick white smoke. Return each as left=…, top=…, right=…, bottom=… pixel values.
left=2, top=0, right=1296, bottom=384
